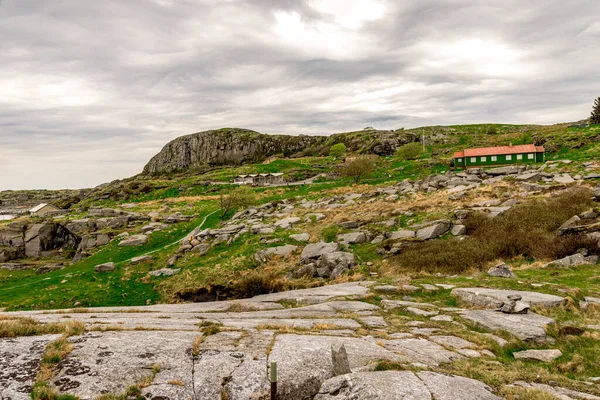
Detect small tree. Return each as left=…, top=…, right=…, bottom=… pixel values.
left=220, top=186, right=255, bottom=219
left=329, top=143, right=347, bottom=159
left=590, top=97, right=600, bottom=125
left=395, top=142, right=422, bottom=160
left=340, top=155, right=378, bottom=183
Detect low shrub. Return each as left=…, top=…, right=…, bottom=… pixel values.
left=395, top=142, right=422, bottom=160
left=392, top=187, right=595, bottom=274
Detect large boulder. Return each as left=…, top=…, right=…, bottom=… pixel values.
left=416, top=221, right=450, bottom=240
left=487, top=263, right=516, bottom=278
left=300, top=241, right=341, bottom=262
left=317, top=251, right=355, bottom=279
left=24, top=223, right=80, bottom=258
left=0, top=222, right=28, bottom=247
left=94, top=262, right=115, bottom=272
left=337, top=232, right=366, bottom=244
left=118, top=234, right=148, bottom=247
left=385, top=230, right=415, bottom=240
left=254, top=245, right=298, bottom=263
left=542, top=253, right=598, bottom=268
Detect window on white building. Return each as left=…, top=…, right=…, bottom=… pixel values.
left=528, top=153, right=534, bottom=159
left=517, top=154, right=523, bottom=160
left=491, top=156, right=497, bottom=161
left=506, top=155, right=512, bottom=160
left=481, top=156, right=486, bottom=162
left=470, top=157, right=476, bottom=163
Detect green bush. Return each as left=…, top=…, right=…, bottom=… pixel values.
left=329, top=143, right=347, bottom=159
left=395, top=142, right=422, bottom=161
left=340, top=155, right=378, bottom=183
left=392, top=187, right=595, bottom=274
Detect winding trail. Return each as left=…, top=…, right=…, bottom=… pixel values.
left=0, top=209, right=219, bottom=293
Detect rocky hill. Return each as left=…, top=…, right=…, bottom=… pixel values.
left=142, top=127, right=418, bottom=174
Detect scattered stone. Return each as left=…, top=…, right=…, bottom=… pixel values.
left=290, top=233, right=310, bottom=242
left=274, top=217, right=302, bottom=229
left=451, top=224, right=466, bottom=236
left=300, top=241, right=341, bottom=262
left=554, top=173, right=575, bottom=184
left=118, top=234, right=148, bottom=247
left=460, top=310, right=555, bottom=342
left=451, top=288, right=565, bottom=308
left=421, top=284, right=439, bottom=291
left=430, top=315, right=453, bottom=322
left=372, top=285, right=399, bottom=294
left=487, top=263, right=517, bottom=278
left=513, top=349, right=562, bottom=362
left=542, top=253, right=599, bottom=268
left=406, top=307, right=439, bottom=317
left=416, top=371, right=502, bottom=400
left=509, top=381, right=600, bottom=400
left=337, top=232, right=366, bottom=244
left=416, top=221, right=450, bottom=240
left=94, top=262, right=115, bottom=273
left=338, top=221, right=358, bottom=229
left=130, top=255, right=153, bottom=265
left=385, top=230, right=415, bottom=240
left=148, top=268, right=181, bottom=277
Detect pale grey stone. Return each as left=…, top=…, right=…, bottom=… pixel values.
left=148, top=268, right=180, bottom=277
left=0, top=334, right=62, bottom=400
left=510, top=381, right=600, bottom=400
left=416, top=221, right=450, bottom=240
left=337, top=232, right=367, bottom=244
left=118, top=234, right=148, bottom=247
left=269, top=334, right=402, bottom=400
left=338, top=221, right=358, bottom=229
left=380, top=338, right=463, bottom=366
left=430, top=315, right=453, bottom=322
left=274, top=216, right=302, bottom=229
left=460, top=310, right=555, bottom=342
left=358, top=316, right=388, bottom=328
left=406, top=307, right=439, bottom=317
left=315, top=371, right=431, bottom=400
left=331, top=343, right=351, bottom=376
left=451, top=224, right=466, bottom=236
left=94, top=262, right=115, bottom=272
left=513, top=349, right=562, bottom=362
left=290, top=233, right=310, bottom=242
left=418, top=372, right=501, bottom=400
left=380, top=300, right=437, bottom=310
left=300, top=241, right=341, bottom=262
left=429, top=335, right=477, bottom=350
left=554, top=173, right=575, bottom=184
left=386, top=230, right=415, bottom=240
left=487, top=263, right=517, bottom=278
left=451, top=288, right=565, bottom=308
left=372, top=285, right=399, bottom=294
left=130, top=255, right=153, bottom=265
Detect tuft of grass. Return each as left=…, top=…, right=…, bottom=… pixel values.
left=0, top=316, right=84, bottom=338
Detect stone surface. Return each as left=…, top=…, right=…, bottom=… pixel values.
left=315, top=371, right=431, bottom=400
left=300, top=241, right=341, bottom=262
left=381, top=338, right=464, bottom=366
left=510, top=381, right=600, bottom=400
left=130, top=255, right=153, bottom=265
left=148, top=267, right=180, bottom=277
left=451, top=224, right=466, bottom=236
left=118, top=234, right=148, bottom=247
left=94, top=262, right=115, bottom=272
left=416, top=221, right=450, bottom=240
left=337, top=232, right=367, bottom=244
left=452, top=287, right=565, bottom=308
left=513, top=349, right=562, bottom=362
left=417, top=371, right=502, bottom=400
left=0, top=334, right=62, bottom=400
left=290, top=233, right=310, bottom=242
left=331, top=343, right=351, bottom=376
left=386, top=230, right=415, bottom=240
left=487, top=263, right=517, bottom=278
left=274, top=216, right=302, bottom=229
left=460, top=310, right=555, bottom=342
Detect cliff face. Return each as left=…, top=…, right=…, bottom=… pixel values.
left=142, top=127, right=419, bottom=175
left=142, top=128, right=328, bottom=174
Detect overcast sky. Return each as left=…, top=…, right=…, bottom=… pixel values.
left=1, top=0, right=599, bottom=190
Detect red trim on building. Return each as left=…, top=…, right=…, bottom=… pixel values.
left=454, top=144, right=544, bottom=158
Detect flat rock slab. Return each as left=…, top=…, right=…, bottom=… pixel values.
left=269, top=334, right=403, bottom=400
left=51, top=331, right=198, bottom=400
left=510, top=381, right=600, bottom=400
left=513, top=349, right=562, bottom=362
left=460, top=310, right=555, bottom=343
left=250, top=281, right=372, bottom=304
left=452, top=287, right=565, bottom=308
left=429, top=335, right=477, bottom=350
left=316, top=371, right=502, bottom=400
left=315, top=371, right=431, bottom=400
left=0, top=334, right=62, bottom=400
left=417, top=371, right=502, bottom=400
left=380, top=338, right=464, bottom=366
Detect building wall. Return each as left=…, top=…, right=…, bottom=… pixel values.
left=455, top=152, right=544, bottom=168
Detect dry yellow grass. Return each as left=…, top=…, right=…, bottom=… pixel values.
left=0, top=316, right=84, bottom=338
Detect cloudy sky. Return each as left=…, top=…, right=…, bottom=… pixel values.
left=1, top=0, right=599, bottom=190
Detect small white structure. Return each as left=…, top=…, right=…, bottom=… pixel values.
left=233, top=173, right=285, bottom=186
left=29, top=203, right=62, bottom=217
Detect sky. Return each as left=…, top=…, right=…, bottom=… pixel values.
left=1, top=0, right=599, bottom=190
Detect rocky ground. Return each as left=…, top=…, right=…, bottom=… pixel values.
left=2, top=281, right=599, bottom=400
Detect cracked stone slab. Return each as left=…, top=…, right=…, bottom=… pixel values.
left=452, top=288, right=565, bottom=308
left=269, top=334, right=403, bottom=400
left=417, top=371, right=502, bottom=400
left=250, top=282, right=372, bottom=304
left=460, top=310, right=555, bottom=343
left=315, top=371, right=432, bottom=400
left=0, top=334, right=62, bottom=400
left=51, top=331, right=198, bottom=400
left=509, top=381, right=600, bottom=399
left=380, top=338, right=464, bottom=366
left=429, top=335, right=478, bottom=350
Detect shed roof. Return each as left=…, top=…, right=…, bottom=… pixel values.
left=454, top=144, right=544, bottom=158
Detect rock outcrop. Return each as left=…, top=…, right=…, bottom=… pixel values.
left=24, top=223, right=80, bottom=258
left=142, top=128, right=419, bottom=174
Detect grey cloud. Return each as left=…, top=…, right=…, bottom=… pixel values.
left=0, top=0, right=599, bottom=190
